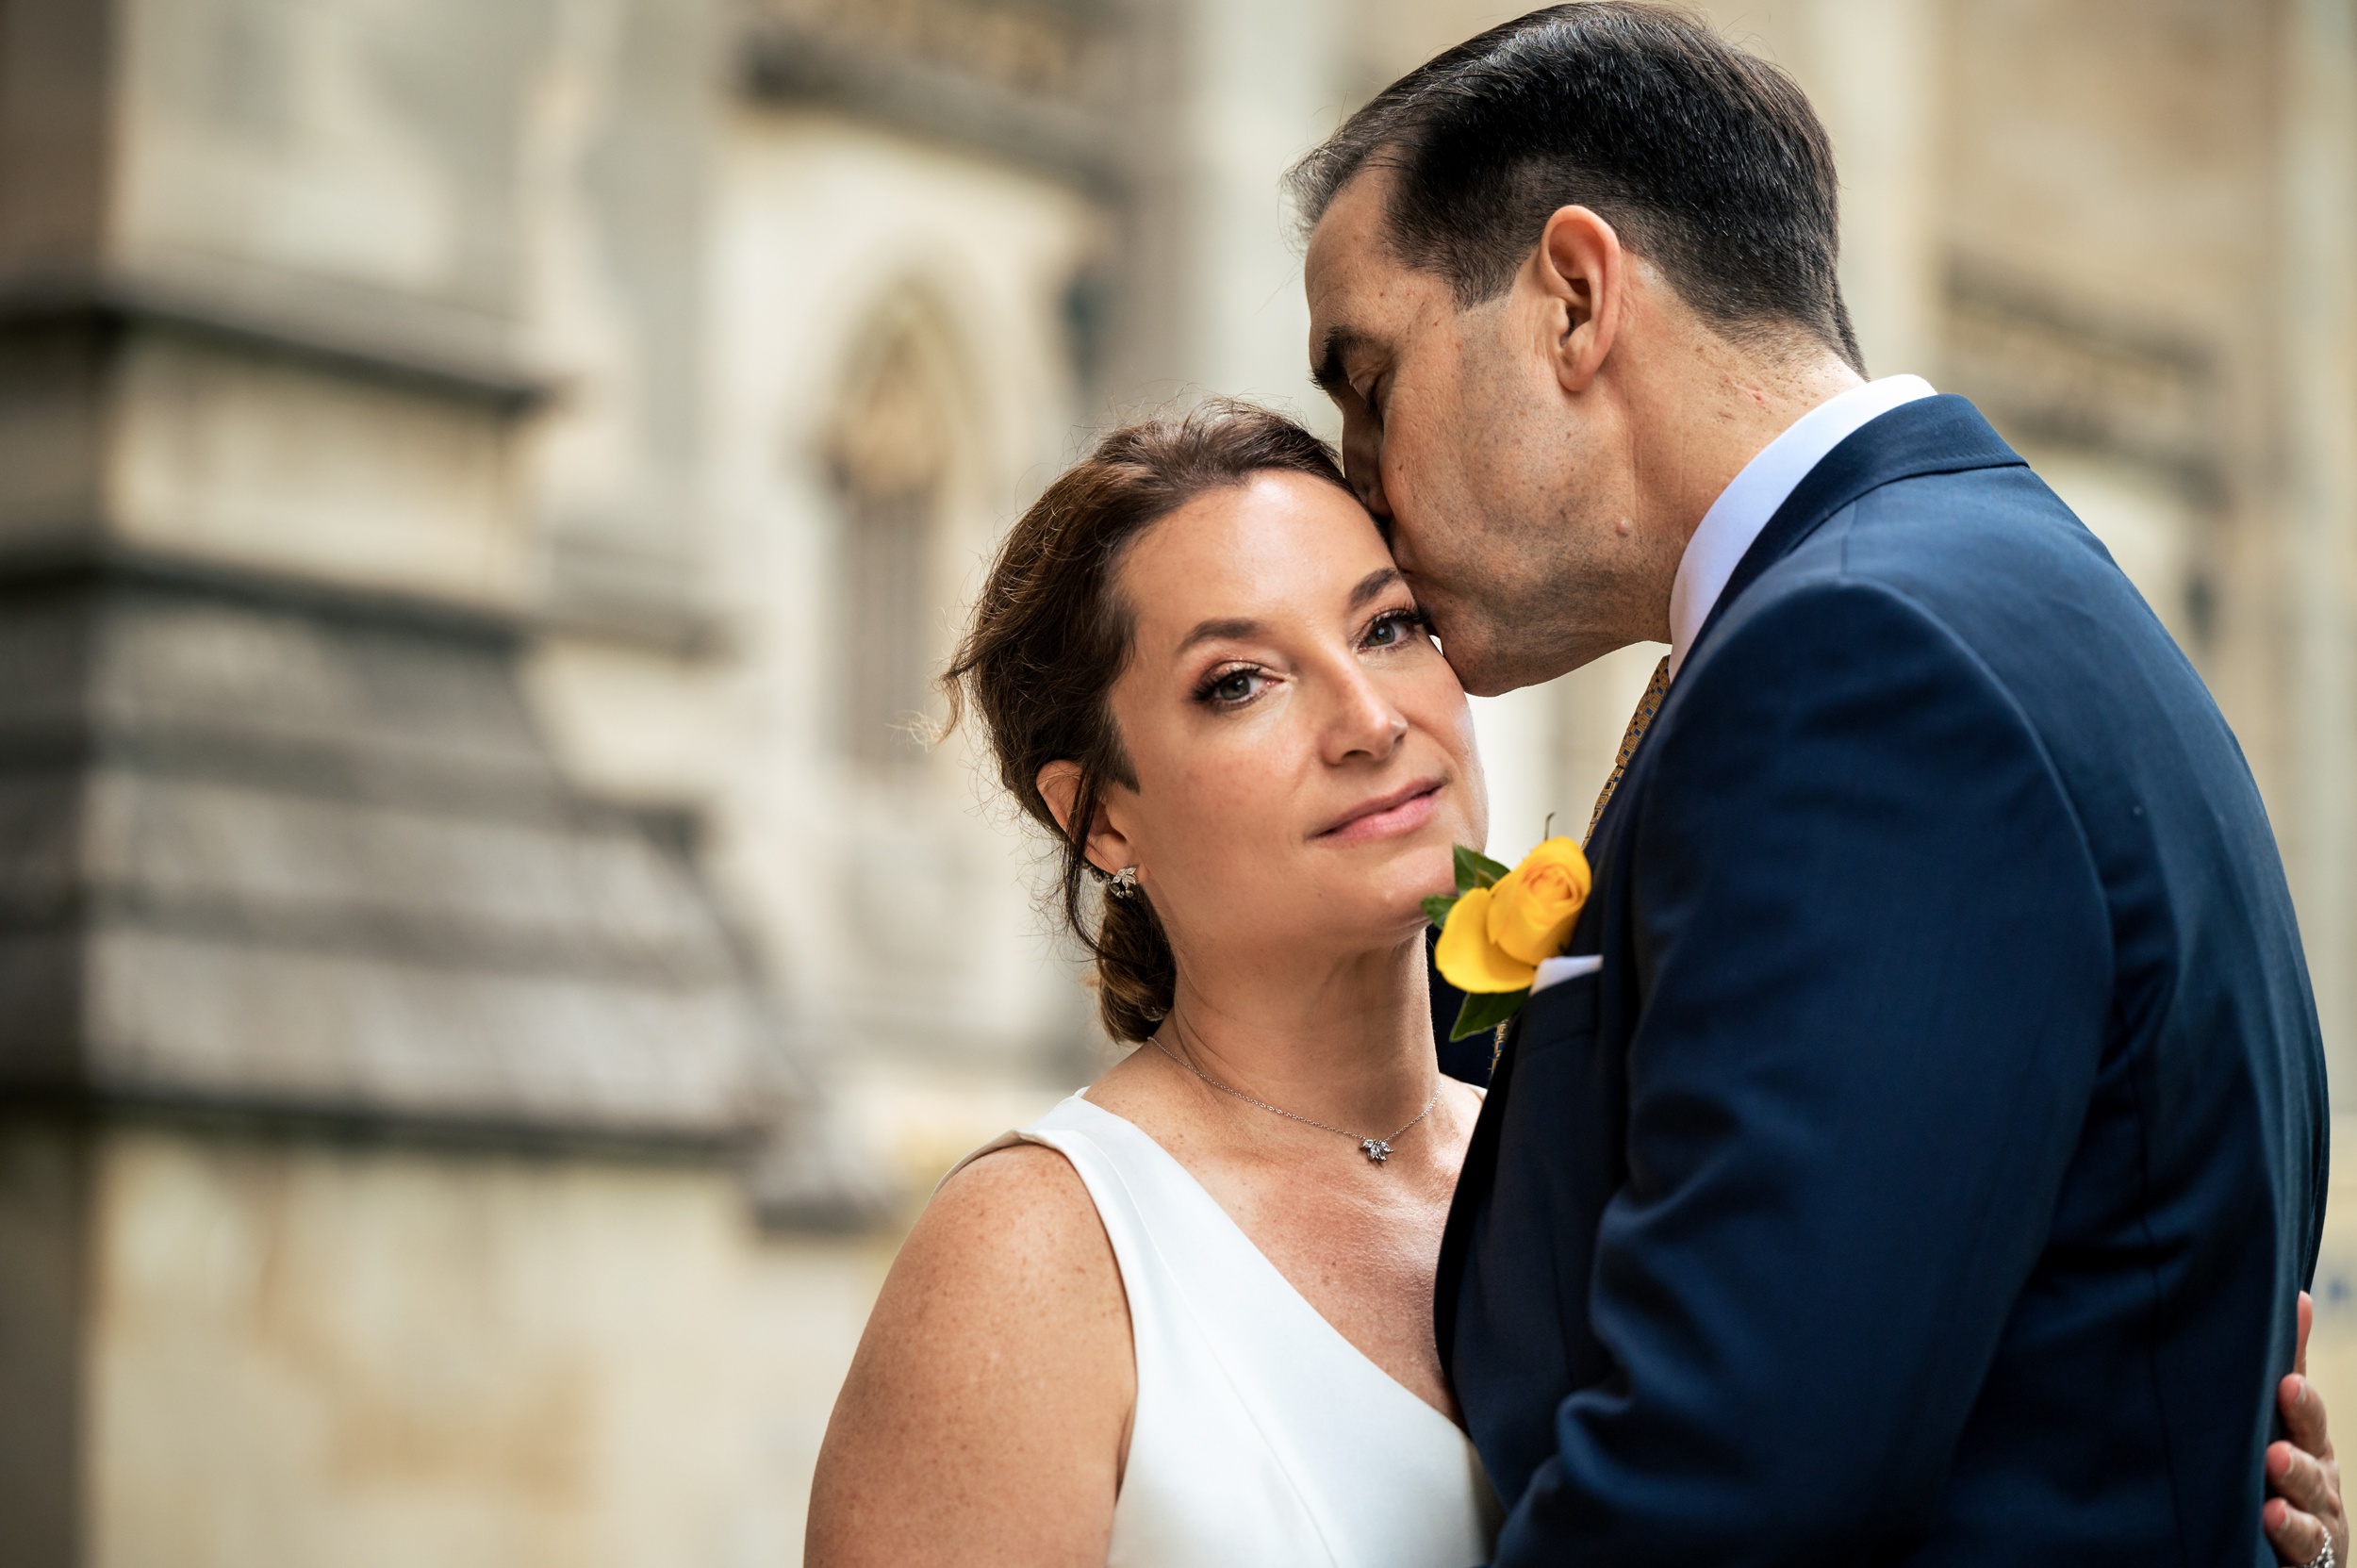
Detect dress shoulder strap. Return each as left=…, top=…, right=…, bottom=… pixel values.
left=945, top=1094, right=1243, bottom=1292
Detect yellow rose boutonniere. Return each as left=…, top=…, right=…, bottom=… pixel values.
left=1425, top=838, right=1591, bottom=1041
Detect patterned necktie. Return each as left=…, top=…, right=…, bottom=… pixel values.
left=1584, top=654, right=1671, bottom=844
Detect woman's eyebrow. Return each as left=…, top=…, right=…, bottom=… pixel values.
left=1177, top=572, right=1399, bottom=654
left=1175, top=616, right=1263, bottom=655
left=1349, top=567, right=1404, bottom=610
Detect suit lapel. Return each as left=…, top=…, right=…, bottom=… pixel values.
left=1580, top=398, right=2019, bottom=855
left=1683, top=394, right=2025, bottom=672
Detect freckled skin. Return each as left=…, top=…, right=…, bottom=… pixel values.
left=809, top=473, right=1491, bottom=1567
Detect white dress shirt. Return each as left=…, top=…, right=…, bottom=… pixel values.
left=1527, top=374, right=1937, bottom=997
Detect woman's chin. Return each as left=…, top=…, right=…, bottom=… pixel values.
left=1369, top=848, right=1459, bottom=928
left=1400, top=835, right=1460, bottom=901
left=1282, top=835, right=1460, bottom=950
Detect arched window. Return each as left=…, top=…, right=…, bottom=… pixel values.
left=827, top=298, right=961, bottom=771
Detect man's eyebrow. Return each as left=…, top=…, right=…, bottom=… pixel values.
left=1311, top=324, right=1367, bottom=399
left=1175, top=616, right=1264, bottom=655
left=1349, top=568, right=1403, bottom=610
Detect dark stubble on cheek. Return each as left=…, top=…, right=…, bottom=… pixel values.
left=1421, top=396, right=1584, bottom=692
left=1417, top=317, right=1579, bottom=690
left=1555, top=520, right=1678, bottom=676
left=1443, top=438, right=1674, bottom=692
left=1451, top=531, right=1593, bottom=694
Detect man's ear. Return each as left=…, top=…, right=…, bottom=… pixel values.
left=1035, top=760, right=1139, bottom=878
left=1531, top=205, right=1624, bottom=395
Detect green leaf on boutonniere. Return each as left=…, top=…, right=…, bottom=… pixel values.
left=1454, top=844, right=1511, bottom=895
left=1422, top=894, right=1459, bottom=929
left=1450, top=988, right=1529, bottom=1041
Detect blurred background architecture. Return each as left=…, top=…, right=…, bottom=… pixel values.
left=0, top=0, right=2353, bottom=1562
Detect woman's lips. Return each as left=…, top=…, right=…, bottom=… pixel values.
left=1317, top=779, right=1444, bottom=846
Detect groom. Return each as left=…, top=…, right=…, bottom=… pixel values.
left=1294, top=5, right=2332, bottom=1563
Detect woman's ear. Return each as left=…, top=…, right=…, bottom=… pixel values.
left=1035, top=761, right=1139, bottom=878
left=1036, top=760, right=1084, bottom=839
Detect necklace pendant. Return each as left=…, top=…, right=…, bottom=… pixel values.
left=1360, top=1138, right=1392, bottom=1164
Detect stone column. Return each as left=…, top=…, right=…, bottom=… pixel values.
left=1116, top=0, right=1348, bottom=418
left=1794, top=0, right=1943, bottom=378
left=2277, top=0, right=2357, bottom=1098
left=1699, top=0, right=1944, bottom=378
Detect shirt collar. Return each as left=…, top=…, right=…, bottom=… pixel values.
left=1666, top=374, right=1937, bottom=678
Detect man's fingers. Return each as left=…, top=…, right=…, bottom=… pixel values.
left=2281, top=1373, right=2337, bottom=1461
left=2271, top=1441, right=2338, bottom=1516
left=2266, top=1498, right=2330, bottom=1568
left=2299, top=1291, right=2315, bottom=1379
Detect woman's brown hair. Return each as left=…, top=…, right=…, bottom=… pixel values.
left=942, top=400, right=1352, bottom=1042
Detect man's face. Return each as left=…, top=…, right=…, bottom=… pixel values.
left=1304, top=172, right=1663, bottom=695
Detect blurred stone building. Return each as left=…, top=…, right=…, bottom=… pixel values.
left=0, top=0, right=2353, bottom=1563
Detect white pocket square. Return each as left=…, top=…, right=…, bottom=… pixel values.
left=1530, top=953, right=1603, bottom=994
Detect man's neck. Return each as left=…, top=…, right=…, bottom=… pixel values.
left=1636, top=341, right=1864, bottom=553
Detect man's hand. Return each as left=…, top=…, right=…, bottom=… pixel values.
left=2267, top=1292, right=2345, bottom=1566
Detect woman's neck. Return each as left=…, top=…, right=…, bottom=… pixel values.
left=1150, top=933, right=1437, bottom=1133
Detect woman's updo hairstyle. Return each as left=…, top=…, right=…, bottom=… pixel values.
left=943, top=399, right=1350, bottom=1042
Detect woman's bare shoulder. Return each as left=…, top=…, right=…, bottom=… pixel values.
left=863, top=1135, right=1131, bottom=1393
left=806, top=1138, right=1131, bottom=1567
left=915, top=1138, right=1116, bottom=1293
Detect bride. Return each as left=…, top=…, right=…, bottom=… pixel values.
left=804, top=402, right=2343, bottom=1567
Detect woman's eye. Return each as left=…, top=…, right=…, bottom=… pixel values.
left=1206, top=669, right=1262, bottom=705
left=1363, top=609, right=1427, bottom=650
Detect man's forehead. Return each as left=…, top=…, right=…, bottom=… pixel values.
left=1305, top=168, right=1455, bottom=368
left=1304, top=171, right=1399, bottom=316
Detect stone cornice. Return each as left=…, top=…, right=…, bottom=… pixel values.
left=0, top=267, right=553, bottom=412
left=737, top=14, right=1127, bottom=194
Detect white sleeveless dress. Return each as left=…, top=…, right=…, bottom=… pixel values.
left=955, top=1093, right=1501, bottom=1568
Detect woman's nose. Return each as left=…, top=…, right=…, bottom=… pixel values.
left=1323, top=668, right=1409, bottom=765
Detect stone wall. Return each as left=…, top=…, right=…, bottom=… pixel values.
left=2, top=1119, right=892, bottom=1568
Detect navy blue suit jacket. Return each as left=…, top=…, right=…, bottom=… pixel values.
left=1439, top=396, right=2331, bottom=1564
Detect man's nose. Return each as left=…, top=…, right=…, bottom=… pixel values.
left=1343, top=421, right=1391, bottom=521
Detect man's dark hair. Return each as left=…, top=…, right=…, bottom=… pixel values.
left=1288, top=2, right=1863, bottom=370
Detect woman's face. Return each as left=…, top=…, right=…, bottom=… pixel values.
left=1095, top=470, right=1487, bottom=967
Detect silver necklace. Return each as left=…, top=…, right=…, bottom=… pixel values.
left=1149, top=1037, right=1441, bottom=1165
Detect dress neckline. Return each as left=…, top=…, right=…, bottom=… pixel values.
left=1063, top=1091, right=1469, bottom=1434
